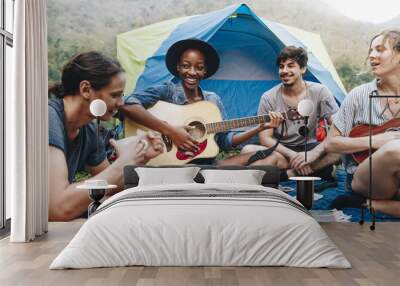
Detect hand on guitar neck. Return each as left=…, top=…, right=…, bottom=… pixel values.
left=164, top=111, right=284, bottom=154
left=256, top=112, right=285, bottom=131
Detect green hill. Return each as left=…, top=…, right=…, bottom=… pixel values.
left=47, top=0, right=398, bottom=91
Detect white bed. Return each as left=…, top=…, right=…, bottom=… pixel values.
left=50, top=183, right=351, bottom=269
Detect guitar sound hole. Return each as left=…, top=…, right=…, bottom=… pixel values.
left=188, top=121, right=206, bottom=140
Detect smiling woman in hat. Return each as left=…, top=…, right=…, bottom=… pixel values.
left=120, top=39, right=282, bottom=163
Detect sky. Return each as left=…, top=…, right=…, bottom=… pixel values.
left=319, top=0, right=400, bottom=23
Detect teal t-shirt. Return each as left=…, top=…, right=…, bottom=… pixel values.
left=48, top=98, right=106, bottom=183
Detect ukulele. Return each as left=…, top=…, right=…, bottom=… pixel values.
left=350, top=118, right=400, bottom=163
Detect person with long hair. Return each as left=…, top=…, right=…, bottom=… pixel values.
left=326, top=30, right=400, bottom=216
left=48, top=51, right=163, bottom=221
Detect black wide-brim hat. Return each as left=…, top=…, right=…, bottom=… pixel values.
left=165, top=39, right=220, bottom=79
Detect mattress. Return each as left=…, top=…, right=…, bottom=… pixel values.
left=50, top=183, right=350, bottom=269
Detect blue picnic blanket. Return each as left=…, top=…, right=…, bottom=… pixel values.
left=280, top=168, right=399, bottom=222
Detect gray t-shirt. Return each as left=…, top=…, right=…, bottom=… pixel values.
left=332, top=80, right=387, bottom=174
left=258, top=81, right=339, bottom=147
left=49, top=98, right=106, bottom=183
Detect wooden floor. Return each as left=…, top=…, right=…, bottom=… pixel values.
left=0, top=222, right=399, bottom=286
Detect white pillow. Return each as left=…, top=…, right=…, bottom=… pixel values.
left=135, top=167, right=200, bottom=186
left=200, top=169, right=266, bottom=185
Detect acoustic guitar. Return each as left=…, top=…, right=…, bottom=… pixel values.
left=125, top=101, right=301, bottom=165
left=350, top=117, right=400, bottom=163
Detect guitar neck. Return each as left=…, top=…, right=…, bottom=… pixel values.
left=206, top=114, right=282, bottom=134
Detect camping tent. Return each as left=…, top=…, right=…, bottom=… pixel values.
left=117, top=4, right=346, bottom=119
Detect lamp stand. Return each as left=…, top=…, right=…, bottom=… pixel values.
left=304, top=116, right=308, bottom=162
left=290, top=116, right=322, bottom=210
left=88, top=189, right=106, bottom=216
left=96, top=117, right=100, bottom=152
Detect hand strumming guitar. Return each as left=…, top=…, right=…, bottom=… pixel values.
left=164, top=125, right=199, bottom=152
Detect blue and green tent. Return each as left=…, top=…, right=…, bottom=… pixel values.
left=117, top=3, right=346, bottom=119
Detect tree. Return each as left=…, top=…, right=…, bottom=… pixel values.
left=337, top=63, right=374, bottom=92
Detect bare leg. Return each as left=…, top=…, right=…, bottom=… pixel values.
left=217, top=150, right=289, bottom=168
left=242, top=144, right=339, bottom=172
left=351, top=140, right=400, bottom=216
left=371, top=199, right=400, bottom=217
left=217, top=144, right=269, bottom=166
left=223, top=144, right=339, bottom=179
left=352, top=140, right=400, bottom=199
left=218, top=143, right=290, bottom=168
left=249, top=151, right=289, bottom=169
left=240, top=144, right=266, bottom=154
left=216, top=144, right=264, bottom=165
left=217, top=152, right=256, bottom=166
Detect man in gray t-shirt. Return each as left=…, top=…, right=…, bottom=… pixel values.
left=258, top=81, right=338, bottom=147
left=239, top=46, right=340, bottom=178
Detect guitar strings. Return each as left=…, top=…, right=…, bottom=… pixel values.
left=188, top=114, right=289, bottom=131
left=189, top=115, right=272, bottom=127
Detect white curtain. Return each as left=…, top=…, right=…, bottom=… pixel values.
left=7, top=0, right=48, bottom=242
